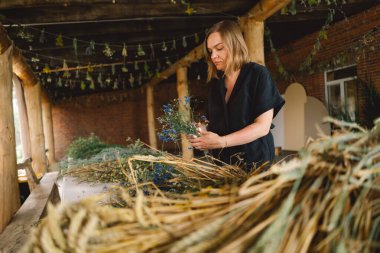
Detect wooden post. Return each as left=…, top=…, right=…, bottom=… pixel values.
left=13, top=75, right=32, bottom=160
left=0, top=45, right=20, bottom=232
left=146, top=85, right=158, bottom=149
left=24, top=82, right=48, bottom=175
left=240, top=17, right=265, bottom=66
left=176, top=66, right=193, bottom=160
left=41, top=92, right=57, bottom=165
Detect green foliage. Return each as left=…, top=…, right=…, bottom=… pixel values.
left=359, top=78, right=380, bottom=128
left=328, top=106, right=357, bottom=124
left=66, top=134, right=109, bottom=160
left=59, top=138, right=159, bottom=174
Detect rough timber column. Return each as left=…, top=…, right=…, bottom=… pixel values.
left=146, top=85, right=157, bottom=149
left=13, top=75, right=31, bottom=160
left=24, top=82, right=47, bottom=175
left=0, top=45, right=20, bottom=232
left=41, top=92, right=56, bottom=165
left=240, top=17, right=265, bottom=66
left=239, top=0, right=291, bottom=65
left=176, top=66, right=193, bottom=160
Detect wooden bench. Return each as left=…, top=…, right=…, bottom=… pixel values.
left=0, top=171, right=60, bottom=253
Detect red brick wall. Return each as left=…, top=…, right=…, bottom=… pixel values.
left=52, top=78, right=209, bottom=159
left=266, top=4, right=380, bottom=105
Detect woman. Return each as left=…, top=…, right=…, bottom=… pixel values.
left=188, top=20, right=285, bottom=171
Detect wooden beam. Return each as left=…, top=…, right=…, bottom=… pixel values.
left=176, top=66, right=193, bottom=161
left=0, top=45, right=20, bottom=233
left=146, top=85, right=157, bottom=149
left=24, top=82, right=48, bottom=175
left=0, top=172, right=59, bottom=252
left=0, top=1, right=252, bottom=24
left=41, top=92, right=57, bottom=166
left=17, top=158, right=39, bottom=192
left=244, top=0, right=291, bottom=21
left=240, top=18, right=265, bottom=65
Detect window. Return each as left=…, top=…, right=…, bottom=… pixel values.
left=324, top=65, right=358, bottom=122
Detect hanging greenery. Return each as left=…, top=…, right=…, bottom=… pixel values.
left=103, top=43, right=115, bottom=57
left=39, top=28, right=46, bottom=44
left=55, top=34, right=64, bottom=47
left=136, top=44, right=146, bottom=56
left=85, top=40, right=96, bottom=55
left=73, top=37, right=78, bottom=56
left=122, top=43, right=128, bottom=58
left=62, top=60, right=71, bottom=78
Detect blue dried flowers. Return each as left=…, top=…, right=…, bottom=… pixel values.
left=157, top=97, right=197, bottom=143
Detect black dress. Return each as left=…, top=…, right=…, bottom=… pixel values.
left=207, top=62, right=285, bottom=170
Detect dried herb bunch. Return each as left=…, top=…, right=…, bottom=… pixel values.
left=157, top=96, right=208, bottom=143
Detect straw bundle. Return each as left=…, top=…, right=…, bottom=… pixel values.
left=66, top=152, right=247, bottom=191
left=21, top=118, right=380, bottom=253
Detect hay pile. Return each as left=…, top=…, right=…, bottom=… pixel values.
left=21, top=118, right=380, bottom=253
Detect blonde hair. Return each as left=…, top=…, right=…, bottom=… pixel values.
left=204, top=20, right=249, bottom=82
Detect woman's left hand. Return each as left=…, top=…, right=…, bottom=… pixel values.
left=188, top=129, right=224, bottom=150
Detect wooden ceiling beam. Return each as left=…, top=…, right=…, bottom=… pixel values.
left=243, top=0, right=291, bottom=21
left=1, top=1, right=254, bottom=24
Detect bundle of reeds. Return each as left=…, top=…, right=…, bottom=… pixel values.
left=21, top=118, right=380, bottom=253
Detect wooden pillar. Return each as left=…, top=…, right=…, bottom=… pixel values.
left=13, top=75, right=31, bottom=160
left=176, top=66, right=193, bottom=160
left=24, top=82, right=47, bottom=175
left=146, top=85, right=157, bottom=149
left=240, top=17, right=265, bottom=66
left=0, top=45, right=20, bottom=232
left=41, top=93, right=56, bottom=165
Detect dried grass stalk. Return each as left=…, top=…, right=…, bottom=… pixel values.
left=21, top=117, right=380, bottom=253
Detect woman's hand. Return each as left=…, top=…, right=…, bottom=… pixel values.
left=188, top=129, right=225, bottom=150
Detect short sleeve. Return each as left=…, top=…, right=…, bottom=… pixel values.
left=253, top=67, right=285, bottom=119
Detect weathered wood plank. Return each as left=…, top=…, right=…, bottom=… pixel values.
left=0, top=172, right=60, bottom=253
left=17, top=158, right=39, bottom=191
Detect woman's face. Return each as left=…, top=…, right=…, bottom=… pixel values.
left=207, top=32, right=228, bottom=71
